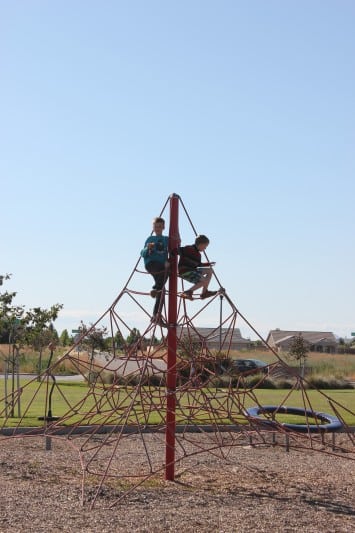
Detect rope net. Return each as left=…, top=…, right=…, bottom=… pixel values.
left=0, top=194, right=354, bottom=507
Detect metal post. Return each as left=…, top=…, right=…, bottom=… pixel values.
left=38, top=343, right=59, bottom=423
left=15, top=345, right=21, bottom=417
left=4, top=353, right=8, bottom=417
left=219, top=293, right=223, bottom=352
left=10, top=343, right=15, bottom=418
left=332, top=432, right=336, bottom=451
left=165, top=193, right=180, bottom=481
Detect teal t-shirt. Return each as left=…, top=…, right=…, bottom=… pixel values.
left=141, top=235, right=169, bottom=266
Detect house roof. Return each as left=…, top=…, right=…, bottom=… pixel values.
left=176, top=326, right=250, bottom=345
left=267, top=329, right=337, bottom=345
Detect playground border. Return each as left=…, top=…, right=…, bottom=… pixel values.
left=1, top=424, right=354, bottom=436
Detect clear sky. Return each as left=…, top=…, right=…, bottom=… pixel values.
left=1, top=1, right=354, bottom=341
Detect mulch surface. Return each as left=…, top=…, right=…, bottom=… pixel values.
left=0, top=434, right=354, bottom=532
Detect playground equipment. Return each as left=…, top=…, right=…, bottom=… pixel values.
left=246, top=405, right=343, bottom=432
left=0, top=193, right=354, bottom=508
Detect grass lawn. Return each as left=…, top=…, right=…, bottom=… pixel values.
left=1, top=379, right=354, bottom=427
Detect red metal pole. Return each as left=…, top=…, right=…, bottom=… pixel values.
left=165, top=193, right=180, bottom=480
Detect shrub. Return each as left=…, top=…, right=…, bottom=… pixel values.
left=270, top=378, right=294, bottom=389
left=307, top=375, right=353, bottom=390
left=249, top=376, right=276, bottom=389
left=147, top=374, right=165, bottom=386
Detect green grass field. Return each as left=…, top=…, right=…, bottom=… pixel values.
left=1, top=379, right=354, bottom=427
left=1, top=346, right=354, bottom=428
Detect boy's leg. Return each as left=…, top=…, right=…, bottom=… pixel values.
left=199, top=267, right=212, bottom=291
left=199, top=267, right=218, bottom=299
left=146, top=261, right=168, bottom=316
left=187, top=268, right=212, bottom=293
left=153, top=276, right=164, bottom=315
left=152, top=270, right=168, bottom=326
left=154, top=267, right=169, bottom=313
left=147, top=262, right=166, bottom=292
left=189, top=267, right=217, bottom=299
left=180, top=270, right=203, bottom=294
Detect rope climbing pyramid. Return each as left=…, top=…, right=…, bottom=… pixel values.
left=0, top=193, right=354, bottom=508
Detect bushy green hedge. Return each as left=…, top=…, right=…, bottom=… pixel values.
left=84, top=371, right=354, bottom=390
left=306, top=375, right=353, bottom=390
left=210, top=373, right=354, bottom=390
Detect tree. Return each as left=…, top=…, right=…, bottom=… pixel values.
left=126, top=328, right=141, bottom=346
left=79, top=322, right=108, bottom=352
left=79, top=321, right=108, bottom=382
left=0, top=275, right=26, bottom=416
left=60, top=329, right=70, bottom=347
left=114, top=330, right=125, bottom=350
left=0, top=274, right=25, bottom=343
left=24, top=304, right=63, bottom=380
left=288, top=333, right=309, bottom=380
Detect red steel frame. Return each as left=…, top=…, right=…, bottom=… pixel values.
left=165, top=193, right=180, bottom=480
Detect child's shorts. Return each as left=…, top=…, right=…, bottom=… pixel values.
left=180, top=271, right=202, bottom=284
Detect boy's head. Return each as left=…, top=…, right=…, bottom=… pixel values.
left=195, top=234, right=209, bottom=251
left=152, top=217, right=165, bottom=235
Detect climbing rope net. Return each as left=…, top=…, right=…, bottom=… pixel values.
left=0, top=194, right=354, bottom=508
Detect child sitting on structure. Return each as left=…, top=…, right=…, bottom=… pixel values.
left=141, top=217, right=169, bottom=325
left=178, top=234, right=217, bottom=300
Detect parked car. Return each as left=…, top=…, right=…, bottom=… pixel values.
left=231, top=358, right=269, bottom=375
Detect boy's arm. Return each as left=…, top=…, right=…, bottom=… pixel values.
left=141, top=237, right=153, bottom=258
left=179, top=247, right=200, bottom=269
left=170, top=245, right=181, bottom=257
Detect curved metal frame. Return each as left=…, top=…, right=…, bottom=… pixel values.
left=246, top=405, right=343, bottom=432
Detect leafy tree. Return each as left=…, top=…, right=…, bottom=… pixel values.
left=60, top=329, right=70, bottom=347
left=252, top=339, right=265, bottom=348
left=126, top=328, right=141, bottom=346
left=177, top=335, right=202, bottom=360
left=24, top=304, right=63, bottom=379
left=0, top=274, right=25, bottom=343
left=78, top=321, right=108, bottom=381
left=114, top=330, right=125, bottom=350
left=0, top=273, right=10, bottom=287
left=79, top=321, right=108, bottom=352
left=151, top=334, right=160, bottom=346
left=288, top=333, right=309, bottom=380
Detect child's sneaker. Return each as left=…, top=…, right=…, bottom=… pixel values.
left=181, top=290, right=193, bottom=300
left=200, top=290, right=218, bottom=299
left=150, top=289, right=160, bottom=298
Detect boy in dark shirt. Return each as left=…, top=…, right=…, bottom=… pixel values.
left=178, top=234, right=217, bottom=300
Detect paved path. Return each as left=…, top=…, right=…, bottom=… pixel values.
left=0, top=373, right=85, bottom=382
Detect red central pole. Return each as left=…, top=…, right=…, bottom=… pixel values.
left=165, top=193, right=180, bottom=480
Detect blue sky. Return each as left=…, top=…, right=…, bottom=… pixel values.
left=1, top=1, right=354, bottom=340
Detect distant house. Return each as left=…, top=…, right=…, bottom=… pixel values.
left=266, top=329, right=338, bottom=354
left=177, top=326, right=252, bottom=351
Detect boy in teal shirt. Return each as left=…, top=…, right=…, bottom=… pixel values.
left=141, top=217, right=169, bottom=326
